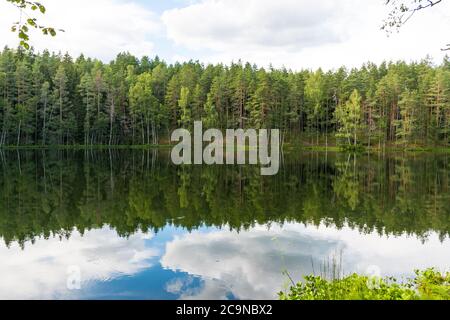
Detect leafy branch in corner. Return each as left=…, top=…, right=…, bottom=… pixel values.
left=6, top=0, right=64, bottom=49
left=382, top=0, right=448, bottom=50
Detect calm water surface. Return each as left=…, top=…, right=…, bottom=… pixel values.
left=0, top=150, right=449, bottom=299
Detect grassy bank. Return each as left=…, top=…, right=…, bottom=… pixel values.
left=279, top=269, right=449, bottom=300
left=287, top=145, right=450, bottom=153
left=0, top=144, right=174, bottom=150
left=1, top=144, right=450, bottom=153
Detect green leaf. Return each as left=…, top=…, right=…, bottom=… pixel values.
left=19, top=40, right=30, bottom=50
left=27, top=18, right=37, bottom=27
left=18, top=30, right=29, bottom=40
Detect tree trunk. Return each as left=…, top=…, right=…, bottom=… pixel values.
left=60, top=90, right=63, bottom=145
left=109, top=96, right=115, bottom=146
left=42, top=97, right=48, bottom=146
left=17, top=120, right=21, bottom=146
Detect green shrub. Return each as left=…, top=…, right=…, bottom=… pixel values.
left=338, top=144, right=366, bottom=153
left=415, top=269, right=450, bottom=300
left=279, top=269, right=449, bottom=300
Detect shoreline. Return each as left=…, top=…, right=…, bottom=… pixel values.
left=1, top=144, right=450, bottom=153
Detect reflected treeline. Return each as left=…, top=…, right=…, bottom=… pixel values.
left=0, top=149, right=449, bottom=247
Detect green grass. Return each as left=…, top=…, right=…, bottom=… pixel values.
left=286, top=145, right=450, bottom=154
left=1, top=142, right=450, bottom=154
left=0, top=144, right=174, bottom=150
left=284, top=144, right=341, bottom=152
left=279, top=268, right=450, bottom=300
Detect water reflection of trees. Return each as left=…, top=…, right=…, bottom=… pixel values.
left=0, top=150, right=448, bottom=247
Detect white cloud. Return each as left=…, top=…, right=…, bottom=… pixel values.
left=161, top=225, right=343, bottom=299
left=0, top=0, right=161, bottom=61
left=162, top=0, right=346, bottom=51
left=0, top=227, right=157, bottom=299
left=161, top=223, right=450, bottom=300
left=2, top=0, right=448, bottom=69
left=165, top=276, right=195, bottom=295
left=162, top=0, right=450, bottom=70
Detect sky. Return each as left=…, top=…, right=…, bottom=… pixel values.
left=1, top=223, right=449, bottom=299
left=0, top=0, right=449, bottom=70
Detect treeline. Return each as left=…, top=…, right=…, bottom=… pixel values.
left=0, top=47, right=449, bottom=147
left=0, top=150, right=449, bottom=246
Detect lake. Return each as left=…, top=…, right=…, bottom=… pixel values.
left=0, top=149, right=449, bottom=299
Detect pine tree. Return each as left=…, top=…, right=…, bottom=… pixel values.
left=165, top=75, right=181, bottom=129
left=92, top=64, right=107, bottom=143
left=0, top=71, right=6, bottom=145
left=427, top=69, right=450, bottom=143
left=203, top=90, right=219, bottom=129
left=15, top=61, right=33, bottom=145
left=230, top=63, right=250, bottom=129
left=250, top=69, right=271, bottom=129
left=396, top=90, right=419, bottom=147
left=305, top=69, right=325, bottom=144
left=0, top=49, right=15, bottom=145
left=40, top=81, right=50, bottom=145
left=78, top=72, right=95, bottom=145
left=192, top=84, right=205, bottom=122
left=287, top=72, right=306, bottom=135
left=52, top=65, right=75, bottom=144
left=206, top=75, right=229, bottom=129
left=129, top=72, right=161, bottom=145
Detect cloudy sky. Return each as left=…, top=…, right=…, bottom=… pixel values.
left=161, top=223, right=450, bottom=299
left=0, top=227, right=156, bottom=299
left=0, top=0, right=449, bottom=70
left=1, top=221, right=449, bottom=299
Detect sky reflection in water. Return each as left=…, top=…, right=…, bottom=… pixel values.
left=1, top=223, right=448, bottom=300
left=0, top=150, right=449, bottom=299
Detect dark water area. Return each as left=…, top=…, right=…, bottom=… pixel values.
left=0, top=149, right=448, bottom=299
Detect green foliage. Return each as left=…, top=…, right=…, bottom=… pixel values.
left=203, top=90, right=219, bottom=128
left=335, top=90, right=363, bottom=148
left=396, top=89, right=420, bottom=146
left=6, top=0, right=63, bottom=50
left=305, top=69, right=326, bottom=142
left=129, top=72, right=166, bottom=144
left=415, top=268, right=450, bottom=300
left=0, top=48, right=449, bottom=147
left=0, top=150, right=449, bottom=246
left=51, top=64, right=75, bottom=144
left=279, top=269, right=449, bottom=300
left=178, top=86, right=192, bottom=128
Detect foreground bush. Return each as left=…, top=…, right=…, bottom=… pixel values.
left=279, top=269, right=449, bottom=300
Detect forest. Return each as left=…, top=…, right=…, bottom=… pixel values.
left=0, top=47, right=449, bottom=148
